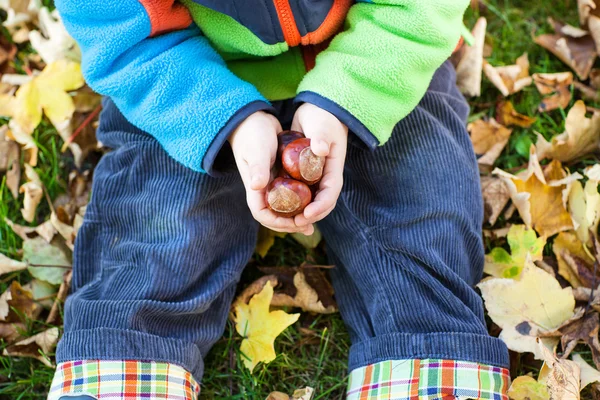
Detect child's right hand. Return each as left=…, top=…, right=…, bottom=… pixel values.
left=228, top=111, right=314, bottom=235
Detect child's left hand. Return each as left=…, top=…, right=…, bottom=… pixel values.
left=291, top=103, right=348, bottom=227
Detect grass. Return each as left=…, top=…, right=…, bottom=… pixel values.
left=0, top=0, right=598, bottom=398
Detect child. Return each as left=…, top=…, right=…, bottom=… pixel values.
left=48, top=0, right=510, bottom=398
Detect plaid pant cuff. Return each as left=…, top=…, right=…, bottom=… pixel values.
left=346, top=359, right=510, bottom=400
left=48, top=360, right=200, bottom=400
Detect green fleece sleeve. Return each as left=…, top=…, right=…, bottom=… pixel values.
left=295, top=0, right=470, bottom=147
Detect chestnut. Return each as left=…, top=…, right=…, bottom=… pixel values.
left=265, top=177, right=312, bottom=217
left=277, top=130, right=305, bottom=160
left=281, top=138, right=325, bottom=185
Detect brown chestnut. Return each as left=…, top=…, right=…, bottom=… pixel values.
left=265, top=177, right=312, bottom=217
left=282, top=138, right=325, bottom=185
left=277, top=130, right=305, bottom=160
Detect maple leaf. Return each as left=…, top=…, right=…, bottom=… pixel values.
left=233, top=281, right=300, bottom=371
left=532, top=72, right=573, bottom=112
left=29, top=8, right=80, bottom=64
left=0, top=59, right=84, bottom=138
left=494, top=146, right=579, bottom=238
left=467, top=119, right=512, bottom=169
left=478, top=257, right=575, bottom=359
left=508, top=376, right=549, bottom=400
left=484, top=225, right=545, bottom=278
left=536, top=101, right=600, bottom=162
left=483, top=53, right=533, bottom=96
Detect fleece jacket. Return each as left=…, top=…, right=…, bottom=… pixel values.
left=55, top=0, right=470, bottom=173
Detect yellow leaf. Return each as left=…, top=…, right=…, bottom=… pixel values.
left=497, top=101, right=537, bottom=128
left=478, top=257, right=575, bottom=358
left=537, top=101, right=600, bottom=162
left=468, top=119, right=512, bottom=168
left=256, top=226, right=286, bottom=258
left=494, top=145, right=579, bottom=238
left=10, top=60, right=84, bottom=136
left=233, top=281, right=299, bottom=371
left=568, top=168, right=600, bottom=246
left=508, top=376, right=549, bottom=400
left=553, top=231, right=594, bottom=288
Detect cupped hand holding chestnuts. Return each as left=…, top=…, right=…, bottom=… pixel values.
left=265, top=131, right=326, bottom=217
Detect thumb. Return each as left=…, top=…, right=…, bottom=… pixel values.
left=247, top=156, right=271, bottom=190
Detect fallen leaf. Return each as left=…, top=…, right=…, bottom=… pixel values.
left=478, top=257, right=575, bottom=359
left=536, top=101, right=600, bottom=162
left=484, top=225, right=545, bottom=278
left=496, top=101, right=537, bottom=127
left=483, top=53, right=533, bottom=96
left=291, top=387, right=314, bottom=400
left=6, top=124, right=38, bottom=166
left=29, top=8, right=80, bottom=64
left=468, top=119, right=512, bottom=168
left=0, top=281, right=41, bottom=323
left=2, top=327, right=59, bottom=367
left=19, top=164, right=43, bottom=223
left=233, top=281, right=300, bottom=371
left=494, top=146, right=578, bottom=238
left=508, top=376, right=549, bottom=400
left=0, top=252, right=27, bottom=275
left=0, top=322, right=25, bottom=343
left=573, top=354, right=600, bottom=390
left=5, top=218, right=56, bottom=242
left=266, top=392, right=290, bottom=400
left=270, top=271, right=337, bottom=314
left=455, top=17, right=486, bottom=97
left=535, top=19, right=597, bottom=80
left=554, top=231, right=595, bottom=288
left=24, top=278, right=57, bottom=308
left=481, top=176, right=511, bottom=226
left=532, top=72, right=573, bottom=112
left=569, top=174, right=600, bottom=246
left=3, top=60, right=85, bottom=137
left=256, top=226, right=287, bottom=258
left=537, top=339, right=581, bottom=400
left=541, top=312, right=600, bottom=369
left=291, top=226, right=322, bottom=249
left=23, top=236, right=72, bottom=285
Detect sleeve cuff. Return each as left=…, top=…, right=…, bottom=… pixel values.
left=294, top=91, right=380, bottom=150
left=202, top=100, right=276, bottom=176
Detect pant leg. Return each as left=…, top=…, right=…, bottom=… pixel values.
left=319, top=62, right=509, bottom=373
left=54, top=98, right=259, bottom=382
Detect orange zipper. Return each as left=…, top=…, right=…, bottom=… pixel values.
left=272, top=0, right=301, bottom=47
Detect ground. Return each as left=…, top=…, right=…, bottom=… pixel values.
left=0, top=0, right=593, bottom=399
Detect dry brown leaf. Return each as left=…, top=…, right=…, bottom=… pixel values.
left=2, top=327, right=59, bottom=367
left=270, top=271, right=337, bottom=314
left=537, top=339, right=581, bottom=400
left=575, top=81, right=600, bottom=103
left=481, top=176, right=511, bottom=225
left=0, top=252, right=26, bottom=275
left=468, top=119, right=512, bottom=168
left=543, top=312, right=600, bottom=370
left=494, top=147, right=577, bottom=238
left=455, top=17, right=486, bottom=97
left=536, top=101, right=600, bottom=162
left=535, top=19, right=597, bottom=80
left=483, top=53, right=533, bottom=96
left=19, top=164, right=43, bottom=223
left=5, top=218, right=56, bottom=242
left=266, top=392, right=290, bottom=400
left=554, top=231, right=595, bottom=288
left=496, top=101, right=537, bottom=127
left=291, top=387, right=314, bottom=400
left=532, top=72, right=573, bottom=112
left=0, top=322, right=25, bottom=343
left=579, top=0, right=597, bottom=26
left=0, top=281, right=41, bottom=323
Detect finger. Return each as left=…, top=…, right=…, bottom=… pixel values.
left=244, top=142, right=277, bottom=192
left=246, top=189, right=312, bottom=233
left=294, top=203, right=335, bottom=226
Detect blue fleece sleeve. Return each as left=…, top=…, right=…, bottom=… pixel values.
left=55, top=0, right=274, bottom=174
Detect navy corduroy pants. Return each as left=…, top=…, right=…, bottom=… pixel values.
left=55, top=61, right=510, bottom=384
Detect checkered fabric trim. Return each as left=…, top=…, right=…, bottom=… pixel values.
left=48, top=360, right=200, bottom=400
left=346, top=359, right=510, bottom=400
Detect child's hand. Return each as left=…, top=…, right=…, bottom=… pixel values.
left=291, top=103, right=348, bottom=227
left=229, top=111, right=314, bottom=235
